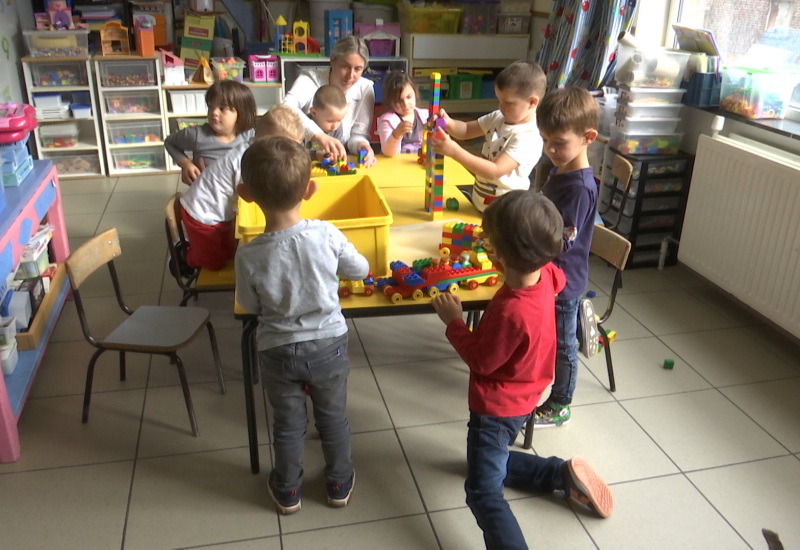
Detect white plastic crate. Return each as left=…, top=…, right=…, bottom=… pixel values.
left=617, top=86, right=686, bottom=104
left=616, top=102, right=683, bottom=119
left=614, top=116, right=681, bottom=134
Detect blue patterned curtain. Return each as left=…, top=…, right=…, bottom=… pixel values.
left=537, top=0, right=638, bottom=90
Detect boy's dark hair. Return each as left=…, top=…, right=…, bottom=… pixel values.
left=241, top=136, right=310, bottom=211
left=494, top=60, right=547, bottom=101
left=312, top=84, right=347, bottom=111
left=481, top=190, right=563, bottom=273
left=536, top=86, right=600, bottom=135
left=205, top=80, right=257, bottom=135
left=381, top=70, right=416, bottom=111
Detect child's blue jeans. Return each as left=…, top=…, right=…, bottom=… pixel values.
left=466, top=411, right=566, bottom=550
left=259, top=333, right=352, bottom=491
left=550, top=297, right=580, bottom=405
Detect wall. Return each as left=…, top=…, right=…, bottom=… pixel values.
left=0, top=0, right=28, bottom=103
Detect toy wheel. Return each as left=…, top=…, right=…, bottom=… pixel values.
left=391, top=292, right=403, bottom=304
left=439, top=246, right=451, bottom=257
left=428, top=287, right=440, bottom=298
left=339, top=287, right=351, bottom=298
left=447, top=283, right=459, bottom=294
left=467, top=280, right=479, bottom=290
left=487, top=276, right=498, bottom=286
left=412, top=289, right=424, bottom=300
left=383, top=285, right=394, bottom=297
left=363, top=287, right=374, bottom=297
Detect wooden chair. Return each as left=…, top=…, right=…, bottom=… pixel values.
left=523, top=224, right=631, bottom=449
left=589, top=224, right=631, bottom=393
left=164, top=193, right=235, bottom=306
left=597, top=154, right=634, bottom=231
left=65, top=228, right=226, bottom=436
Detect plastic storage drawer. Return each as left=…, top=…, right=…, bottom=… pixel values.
left=107, top=121, right=163, bottom=144
left=30, top=61, right=89, bottom=87
left=612, top=194, right=681, bottom=216
left=615, top=102, right=683, bottom=119
left=609, top=128, right=683, bottom=155
left=168, top=90, right=207, bottom=114
left=99, top=60, right=156, bottom=87
left=50, top=152, right=101, bottom=176
left=454, top=0, right=499, bottom=33
left=613, top=116, right=681, bottom=134
left=105, top=90, right=160, bottom=115
left=23, top=30, right=89, bottom=57
left=617, top=86, right=686, bottom=104
left=39, top=122, right=79, bottom=148
left=112, top=147, right=165, bottom=171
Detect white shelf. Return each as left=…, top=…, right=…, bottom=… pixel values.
left=108, top=141, right=164, bottom=149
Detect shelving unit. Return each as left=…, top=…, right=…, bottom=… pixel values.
left=599, top=150, right=694, bottom=269
left=400, top=33, right=530, bottom=113
left=21, top=56, right=106, bottom=178
left=0, top=160, right=70, bottom=463
left=95, top=55, right=169, bottom=176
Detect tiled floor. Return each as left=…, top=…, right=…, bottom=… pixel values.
left=1, top=173, right=799, bottom=550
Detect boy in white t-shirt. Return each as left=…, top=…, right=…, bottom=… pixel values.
left=433, top=60, right=547, bottom=212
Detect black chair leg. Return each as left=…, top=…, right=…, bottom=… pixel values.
left=523, top=414, right=534, bottom=449
left=601, top=326, right=616, bottom=392
left=206, top=322, right=226, bottom=394
left=172, top=353, right=199, bottom=437
left=82, top=349, right=106, bottom=423
left=119, top=351, right=126, bottom=381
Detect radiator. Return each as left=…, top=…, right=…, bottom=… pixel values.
left=679, top=134, right=800, bottom=339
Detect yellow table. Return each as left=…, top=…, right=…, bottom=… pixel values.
left=236, top=155, right=491, bottom=474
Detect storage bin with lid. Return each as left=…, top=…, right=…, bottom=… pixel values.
left=615, top=45, right=691, bottom=88
left=107, top=120, right=163, bottom=144
left=99, top=60, right=156, bottom=87
left=613, top=116, right=681, bottom=134
left=616, top=102, right=682, bottom=119
left=23, top=30, right=90, bottom=57
left=617, top=86, right=686, bottom=104
left=609, top=127, right=683, bottom=155
left=398, top=4, right=463, bottom=34
left=70, top=104, right=91, bottom=118
left=454, top=0, right=499, bottom=33
left=39, top=122, right=79, bottom=148
left=212, top=57, right=246, bottom=82
left=719, top=66, right=798, bottom=119
left=32, top=93, right=63, bottom=109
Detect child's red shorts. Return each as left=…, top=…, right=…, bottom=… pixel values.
left=179, top=204, right=236, bottom=271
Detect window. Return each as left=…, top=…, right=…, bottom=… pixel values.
left=677, top=0, right=800, bottom=110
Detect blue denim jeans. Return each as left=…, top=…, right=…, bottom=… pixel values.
left=551, top=297, right=580, bottom=405
left=466, top=412, right=566, bottom=550
left=259, top=334, right=352, bottom=491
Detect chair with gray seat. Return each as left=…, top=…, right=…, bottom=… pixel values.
left=65, top=227, right=226, bottom=436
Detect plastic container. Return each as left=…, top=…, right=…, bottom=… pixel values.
left=30, top=61, right=89, bottom=87
left=70, top=104, right=92, bottom=118
left=168, top=90, right=207, bottom=114
left=614, top=212, right=677, bottom=235
left=455, top=0, right=499, bottom=34
left=39, top=122, right=79, bottom=148
left=51, top=152, right=101, bottom=176
left=107, top=121, right=162, bottom=144
left=448, top=73, right=482, bottom=99
left=613, top=116, right=681, bottom=134
left=0, top=339, right=19, bottom=376
left=610, top=127, right=683, bottom=156
left=398, top=4, right=463, bottom=34
left=681, top=72, right=721, bottom=108
left=104, top=90, right=159, bottom=115
left=112, top=147, right=165, bottom=171
left=604, top=157, right=688, bottom=184
left=35, top=105, right=70, bottom=120
left=32, top=93, right=63, bottom=109
left=0, top=143, right=31, bottom=172
left=596, top=93, right=617, bottom=135
left=99, top=60, right=156, bottom=87
left=212, top=57, right=246, bottom=82
left=613, top=193, right=681, bottom=216
left=2, top=155, right=33, bottom=187
left=497, top=13, right=530, bottom=34
left=23, top=29, right=90, bottom=57
left=352, top=1, right=396, bottom=23
left=616, top=102, right=683, bottom=119
left=719, top=66, right=798, bottom=119
left=617, top=86, right=686, bottom=104
left=498, top=0, right=532, bottom=13
left=238, top=175, right=393, bottom=276
left=615, top=45, right=691, bottom=88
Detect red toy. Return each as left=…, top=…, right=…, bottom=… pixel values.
left=0, top=103, right=37, bottom=144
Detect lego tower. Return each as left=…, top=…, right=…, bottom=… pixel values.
left=424, top=72, right=445, bottom=220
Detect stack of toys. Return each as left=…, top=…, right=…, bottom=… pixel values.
left=0, top=103, right=37, bottom=189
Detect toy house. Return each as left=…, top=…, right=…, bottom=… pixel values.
left=356, top=20, right=401, bottom=57
left=248, top=55, right=279, bottom=83
left=100, top=21, right=131, bottom=56
left=161, top=50, right=185, bottom=85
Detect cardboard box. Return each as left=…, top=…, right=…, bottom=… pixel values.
left=16, top=263, right=66, bottom=351
left=183, top=13, right=215, bottom=40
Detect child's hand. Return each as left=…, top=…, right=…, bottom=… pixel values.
left=358, top=143, right=377, bottom=167
left=179, top=159, right=202, bottom=185
left=314, top=133, right=347, bottom=161
left=431, top=127, right=459, bottom=158
left=432, top=293, right=463, bottom=325
left=438, top=109, right=453, bottom=131
left=391, top=120, right=413, bottom=139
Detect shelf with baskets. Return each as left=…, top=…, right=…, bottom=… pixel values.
left=94, top=55, right=169, bottom=175
left=21, top=57, right=107, bottom=178
left=400, top=33, right=531, bottom=113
